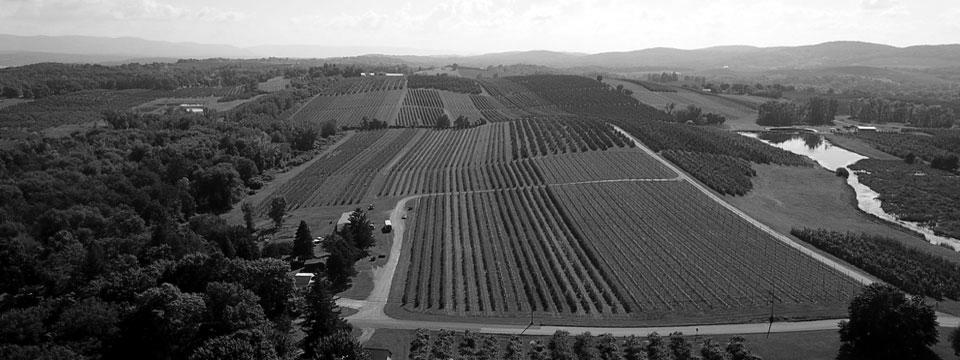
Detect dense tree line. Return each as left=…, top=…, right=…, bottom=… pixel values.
left=664, top=104, right=726, bottom=125
left=848, top=131, right=960, bottom=171
left=0, top=62, right=288, bottom=100
left=408, top=329, right=762, bottom=360
left=757, top=97, right=838, bottom=126
left=791, top=228, right=960, bottom=300
left=850, top=98, right=956, bottom=128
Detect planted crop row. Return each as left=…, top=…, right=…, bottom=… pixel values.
left=401, top=186, right=626, bottom=315
left=534, top=151, right=676, bottom=183
left=262, top=131, right=387, bottom=212
left=479, top=110, right=513, bottom=123
left=661, top=150, right=756, bottom=196
left=297, top=129, right=419, bottom=207
left=408, top=74, right=482, bottom=94
left=549, top=181, right=862, bottom=314
left=437, top=91, right=483, bottom=124
left=291, top=90, right=403, bottom=128
left=321, top=76, right=405, bottom=95
left=262, top=129, right=420, bottom=211
left=507, top=75, right=661, bottom=121
left=396, top=107, right=446, bottom=127
left=403, top=89, right=444, bottom=108
left=509, top=117, right=633, bottom=159
left=379, top=124, right=531, bottom=196
left=479, top=78, right=565, bottom=115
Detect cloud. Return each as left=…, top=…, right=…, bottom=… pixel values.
left=0, top=0, right=247, bottom=22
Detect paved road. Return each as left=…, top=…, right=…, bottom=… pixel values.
left=337, top=127, right=958, bottom=338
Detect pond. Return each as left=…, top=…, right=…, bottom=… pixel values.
left=741, top=131, right=960, bottom=250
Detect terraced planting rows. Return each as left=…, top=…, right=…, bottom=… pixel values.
left=398, top=89, right=446, bottom=126
left=534, top=151, right=677, bottom=183
left=480, top=78, right=566, bottom=115
left=509, top=117, right=633, bottom=159
left=263, top=129, right=419, bottom=211
left=470, top=94, right=523, bottom=122
left=408, top=74, right=482, bottom=94
left=548, top=181, right=862, bottom=316
left=378, top=124, right=542, bottom=196
left=292, top=90, right=404, bottom=128
left=322, top=76, right=405, bottom=95
left=400, top=186, right=626, bottom=315
left=437, top=91, right=483, bottom=123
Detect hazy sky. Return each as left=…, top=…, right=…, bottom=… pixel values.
left=1, top=0, right=958, bottom=54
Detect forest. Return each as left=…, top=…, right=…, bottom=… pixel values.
left=0, top=62, right=371, bottom=359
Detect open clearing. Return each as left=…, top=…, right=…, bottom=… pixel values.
left=607, top=78, right=760, bottom=130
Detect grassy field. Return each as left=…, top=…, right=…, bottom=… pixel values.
left=606, top=78, right=760, bottom=130
left=724, top=164, right=960, bottom=264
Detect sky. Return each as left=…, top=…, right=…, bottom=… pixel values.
left=1, top=0, right=958, bottom=55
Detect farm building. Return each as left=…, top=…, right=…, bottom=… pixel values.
left=293, top=273, right=315, bottom=289
left=179, top=103, right=204, bottom=113
left=337, top=211, right=353, bottom=227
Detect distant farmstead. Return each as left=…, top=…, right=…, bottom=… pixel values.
left=179, top=103, right=204, bottom=113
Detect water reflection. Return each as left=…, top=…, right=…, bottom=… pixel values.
left=741, top=131, right=960, bottom=250
left=757, top=132, right=824, bottom=150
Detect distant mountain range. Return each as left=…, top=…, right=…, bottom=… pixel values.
left=2, top=34, right=960, bottom=70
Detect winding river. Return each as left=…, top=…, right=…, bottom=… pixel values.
left=741, top=132, right=960, bottom=251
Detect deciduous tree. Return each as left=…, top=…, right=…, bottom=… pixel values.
left=838, top=283, right=938, bottom=360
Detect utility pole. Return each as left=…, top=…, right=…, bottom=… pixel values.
left=766, top=290, right=775, bottom=338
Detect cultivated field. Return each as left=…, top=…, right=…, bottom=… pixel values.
left=437, top=90, right=483, bottom=124
left=261, top=129, right=420, bottom=212
left=257, top=76, right=290, bottom=92
left=292, top=90, right=404, bottom=128
left=395, top=180, right=860, bottom=321
left=398, top=89, right=445, bottom=127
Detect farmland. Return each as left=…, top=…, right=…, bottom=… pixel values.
left=262, top=129, right=420, bottom=211
left=606, top=78, right=759, bottom=129
left=395, top=181, right=860, bottom=321
left=242, top=74, right=867, bottom=326
left=291, top=89, right=404, bottom=128
left=397, top=89, right=446, bottom=126
left=408, top=74, right=482, bottom=94
left=437, top=90, right=483, bottom=124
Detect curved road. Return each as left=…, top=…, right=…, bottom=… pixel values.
left=338, top=126, right=960, bottom=337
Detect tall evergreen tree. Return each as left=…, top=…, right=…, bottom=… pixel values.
left=300, top=277, right=350, bottom=358
left=293, top=221, right=314, bottom=261
left=241, top=202, right=256, bottom=233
